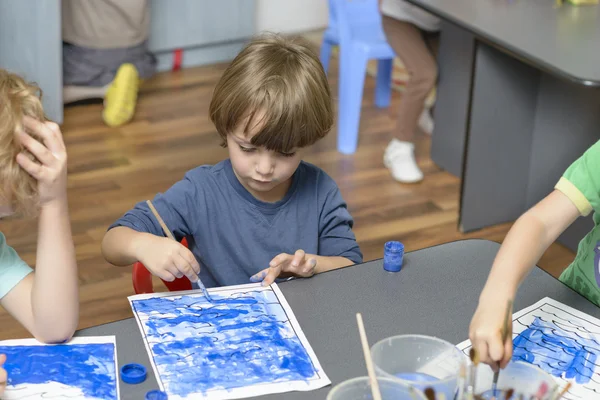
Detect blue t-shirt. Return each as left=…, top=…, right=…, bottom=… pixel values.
left=0, top=232, right=33, bottom=299
left=110, top=159, right=362, bottom=287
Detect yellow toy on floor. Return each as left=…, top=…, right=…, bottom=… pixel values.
left=102, top=63, right=140, bottom=128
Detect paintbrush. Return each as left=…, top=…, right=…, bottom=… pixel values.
left=492, top=300, right=513, bottom=397
left=424, top=387, right=436, bottom=400
left=534, top=382, right=548, bottom=400
left=356, top=313, right=382, bottom=400
left=456, top=363, right=467, bottom=400
left=466, top=348, right=479, bottom=400
left=146, top=200, right=213, bottom=302
left=551, top=383, right=571, bottom=400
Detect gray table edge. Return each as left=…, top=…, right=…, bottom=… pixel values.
left=404, top=0, right=600, bottom=87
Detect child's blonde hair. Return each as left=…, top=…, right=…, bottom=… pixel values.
left=0, top=69, right=46, bottom=215
left=209, top=34, right=333, bottom=153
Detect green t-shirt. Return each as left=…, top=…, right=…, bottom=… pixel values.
left=0, top=232, right=33, bottom=299
left=558, top=140, right=600, bottom=306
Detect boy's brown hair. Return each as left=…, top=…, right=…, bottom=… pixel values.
left=209, top=33, right=333, bottom=153
left=0, top=69, right=46, bottom=215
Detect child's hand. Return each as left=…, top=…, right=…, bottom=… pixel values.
left=251, top=250, right=317, bottom=286
left=137, top=235, right=200, bottom=283
left=0, top=354, right=7, bottom=396
left=16, top=117, right=68, bottom=206
left=469, top=296, right=514, bottom=370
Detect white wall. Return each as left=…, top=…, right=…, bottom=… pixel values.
left=255, top=0, right=328, bottom=34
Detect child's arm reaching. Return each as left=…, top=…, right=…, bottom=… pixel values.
left=0, top=118, right=78, bottom=343
left=470, top=189, right=580, bottom=369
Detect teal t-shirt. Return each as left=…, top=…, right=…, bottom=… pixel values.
left=0, top=232, right=33, bottom=299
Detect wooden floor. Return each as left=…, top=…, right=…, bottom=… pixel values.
left=0, top=54, right=575, bottom=340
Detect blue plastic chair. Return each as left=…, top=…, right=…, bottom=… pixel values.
left=320, top=0, right=396, bottom=154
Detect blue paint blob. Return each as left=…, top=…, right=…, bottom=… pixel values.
left=479, top=389, right=514, bottom=400
left=131, top=291, right=318, bottom=397
left=395, top=372, right=439, bottom=383
left=0, top=343, right=117, bottom=399
left=512, top=316, right=597, bottom=384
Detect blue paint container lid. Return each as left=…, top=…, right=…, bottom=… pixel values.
left=121, top=363, right=147, bottom=384
left=146, top=390, right=168, bottom=400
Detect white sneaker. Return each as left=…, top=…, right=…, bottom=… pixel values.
left=418, top=108, right=434, bottom=135
left=384, top=139, right=424, bottom=183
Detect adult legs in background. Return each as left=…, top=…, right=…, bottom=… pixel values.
left=382, top=16, right=438, bottom=183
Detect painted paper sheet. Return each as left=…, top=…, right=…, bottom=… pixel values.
left=457, top=297, right=600, bottom=399
left=0, top=336, right=119, bottom=400
left=129, top=282, right=330, bottom=399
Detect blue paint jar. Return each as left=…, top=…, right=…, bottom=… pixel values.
left=383, top=241, right=404, bottom=272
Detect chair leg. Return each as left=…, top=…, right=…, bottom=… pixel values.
left=375, top=58, right=393, bottom=108
left=337, top=48, right=368, bottom=154
left=320, top=40, right=334, bottom=75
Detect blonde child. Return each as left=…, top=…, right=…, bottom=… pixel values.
left=470, top=140, right=600, bottom=369
left=102, top=34, right=363, bottom=288
left=0, top=70, right=79, bottom=394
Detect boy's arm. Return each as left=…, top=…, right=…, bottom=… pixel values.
left=102, top=173, right=205, bottom=282
left=471, top=189, right=580, bottom=367
left=102, top=173, right=202, bottom=265
left=311, top=254, right=354, bottom=273
left=317, top=186, right=363, bottom=265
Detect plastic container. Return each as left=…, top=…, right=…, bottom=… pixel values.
left=327, top=376, right=428, bottom=400
left=383, top=241, right=404, bottom=272
left=472, top=360, right=558, bottom=399
left=371, top=334, right=465, bottom=399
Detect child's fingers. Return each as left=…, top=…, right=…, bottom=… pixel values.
left=0, top=354, right=5, bottom=365
left=291, top=249, right=305, bottom=268
left=160, top=262, right=182, bottom=281
left=500, top=335, right=513, bottom=369
left=16, top=152, right=43, bottom=180
left=174, top=253, right=198, bottom=283
left=17, top=130, right=56, bottom=167
left=262, top=264, right=282, bottom=286
left=250, top=269, right=269, bottom=283
left=305, top=258, right=317, bottom=276
left=181, top=248, right=200, bottom=275
left=155, top=267, right=177, bottom=282
left=472, top=338, right=492, bottom=368
left=269, top=253, right=290, bottom=268
left=487, top=332, right=506, bottom=368
left=23, top=116, right=65, bottom=155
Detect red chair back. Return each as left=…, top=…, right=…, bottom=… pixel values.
left=132, top=237, right=193, bottom=294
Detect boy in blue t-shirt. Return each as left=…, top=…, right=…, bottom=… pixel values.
left=102, top=34, right=363, bottom=287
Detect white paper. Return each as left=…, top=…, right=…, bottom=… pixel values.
left=128, top=282, right=330, bottom=400
left=457, top=297, right=600, bottom=399
left=0, top=336, right=120, bottom=400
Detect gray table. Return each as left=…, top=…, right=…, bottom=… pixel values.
left=77, top=239, right=597, bottom=399
left=405, top=0, right=600, bottom=250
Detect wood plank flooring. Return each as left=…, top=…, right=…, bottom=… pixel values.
left=0, top=49, right=574, bottom=340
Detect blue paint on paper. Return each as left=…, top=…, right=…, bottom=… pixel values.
left=513, top=316, right=598, bottom=384
left=0, top=342, right=117, bottom=399
left=131, top=291, right=318, bottom=397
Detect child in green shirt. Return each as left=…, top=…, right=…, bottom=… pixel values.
left=469, top=139, right=600, bottom=369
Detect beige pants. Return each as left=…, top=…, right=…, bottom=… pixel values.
left=382, top=16, right=439, bottom=141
